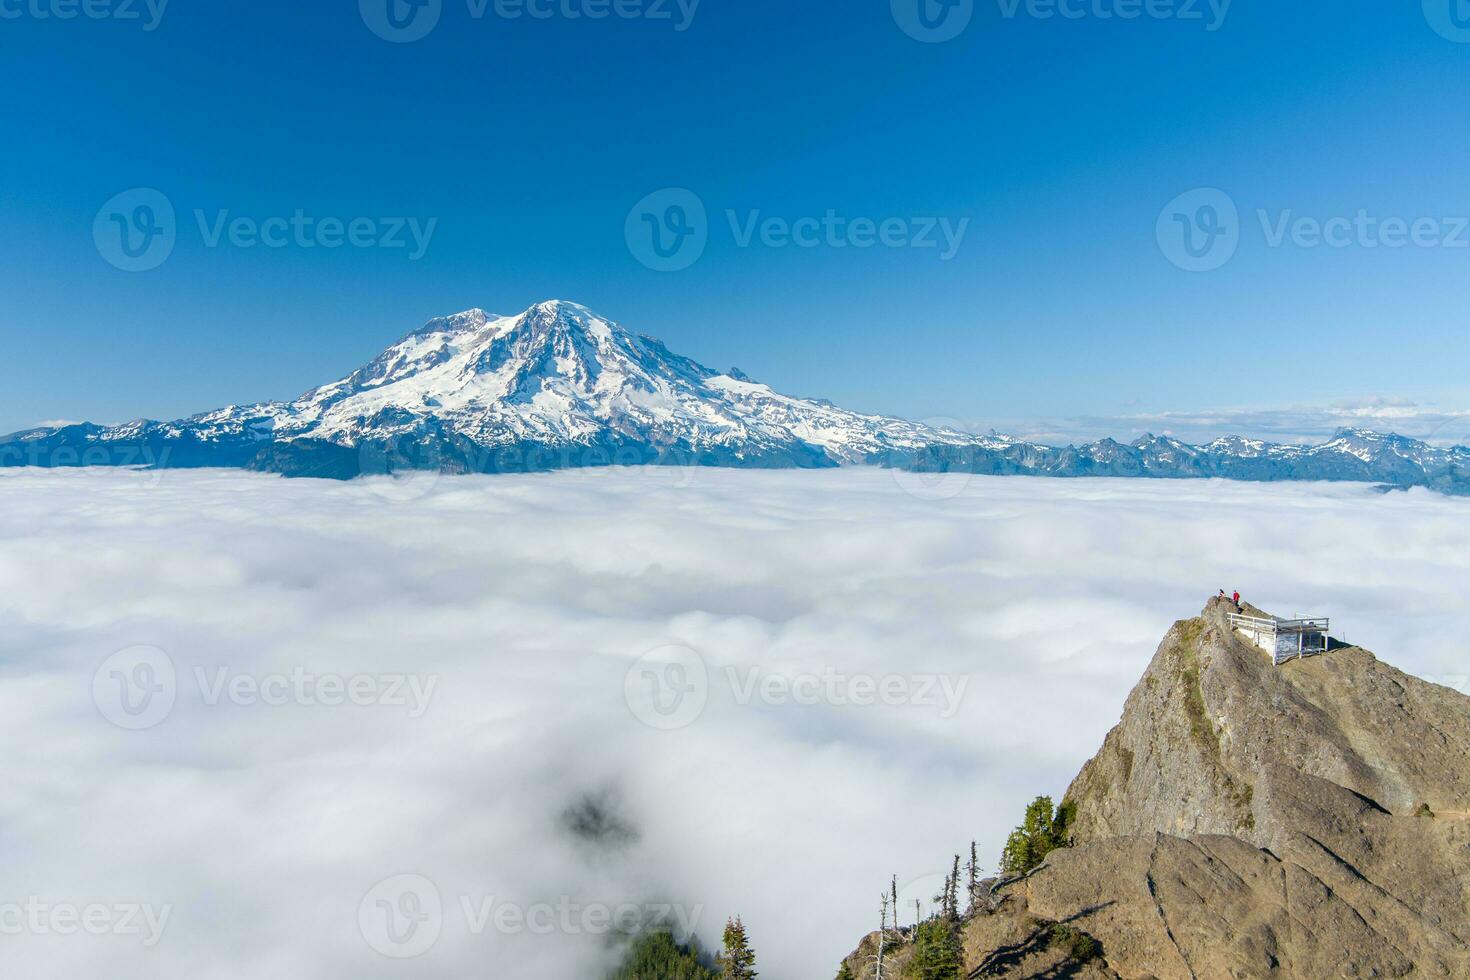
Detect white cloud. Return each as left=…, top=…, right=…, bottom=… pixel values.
left=0, top=467, right=1467, bottom=978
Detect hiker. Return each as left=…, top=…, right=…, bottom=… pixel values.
left=1232, top=591, right=1242, bottom=611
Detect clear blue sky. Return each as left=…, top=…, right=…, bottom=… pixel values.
left=4, top=0, right=1470, bottom=436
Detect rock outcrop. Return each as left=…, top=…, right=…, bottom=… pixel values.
left=842, top=598, right=1470, bottom=978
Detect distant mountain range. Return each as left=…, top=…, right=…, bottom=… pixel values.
left=3, top=300, right=1468, bottom=495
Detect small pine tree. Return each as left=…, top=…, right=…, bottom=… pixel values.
left=965, top=841, right=981, bottom=916
left=1000, top=796, right=1075, bottom=877
left=905, top=917, right=962, bottom=980
left=946, top=855, right=961, bottom=921
left=718, top=917, right=758, bottom=980
left=835, top=961, right=857, bottom=980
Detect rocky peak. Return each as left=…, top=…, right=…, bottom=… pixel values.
left=841, top=601, right=1470, bottom=978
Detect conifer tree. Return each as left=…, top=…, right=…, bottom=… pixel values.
left=946, top=855, right=961, bottom=921
left=718, top=917, right=757, bottom=980
left=609, top=930, right=718, bottom=980
left=835, top=962, right=856, bottom=980
left=966, top=841, right=981, bottom=916
left=1000, top=796, right=1074, bottom=877
left=906, top=917, right=963, bottom=979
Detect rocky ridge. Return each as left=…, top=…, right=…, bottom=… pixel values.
left=842, top=598, right=1470, bottom=978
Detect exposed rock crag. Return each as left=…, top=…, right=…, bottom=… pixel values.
left=843, top=598, right=1470, bottom=978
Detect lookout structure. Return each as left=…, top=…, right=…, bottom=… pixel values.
left=1229, top=611, right=1331, bottom=666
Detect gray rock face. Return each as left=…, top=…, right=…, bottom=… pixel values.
left=841, top=599, right=1470, bottom=978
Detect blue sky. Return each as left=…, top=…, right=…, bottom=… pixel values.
left=4, top=0, right=1470, bottom=440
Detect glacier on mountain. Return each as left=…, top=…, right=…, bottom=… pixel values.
left=3, top=301, right=1468, bottom=494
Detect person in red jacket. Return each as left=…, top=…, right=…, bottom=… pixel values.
left=1232, top=590, right=1241, bottom=611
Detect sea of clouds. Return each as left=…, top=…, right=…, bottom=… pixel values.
left=1, top=465, right=1467, bottom=979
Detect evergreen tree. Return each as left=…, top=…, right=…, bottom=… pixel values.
left=905, top=917, right=962, bottom=980
left=718, top=917, right=758, bottom=980
left=945, top=855, right=961, bottom=921
left=608, top=930, right=718, bottom=980
left=1000, top=796, right=1075, bottom=877
left=835, top=961, right=857, bottom=980
left=965, top=841, right=981, bottom=916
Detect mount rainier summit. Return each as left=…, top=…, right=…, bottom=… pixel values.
left=3, top=300, right=1468, bottom=495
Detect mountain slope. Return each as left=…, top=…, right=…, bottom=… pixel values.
left=2, top=300, right=1469, bottom=492
left=0, top=301, right=981, bottom=477
left=840, top=598, right=1470, bottom=978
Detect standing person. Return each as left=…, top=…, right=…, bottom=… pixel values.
left=1232, top=591, right=1241, bottom=611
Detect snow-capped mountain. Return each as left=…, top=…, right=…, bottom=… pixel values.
left=2, top=300, right=1468, bottom=494
left=2, top=301, right=985, bottom=477
left=906, top=426, right=1470, bottom=494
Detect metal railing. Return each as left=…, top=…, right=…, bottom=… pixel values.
left=1229, top=613, right=1331, bottom=666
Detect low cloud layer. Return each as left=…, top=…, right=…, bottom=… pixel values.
left=1, top=467, right=1467, bottom=978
